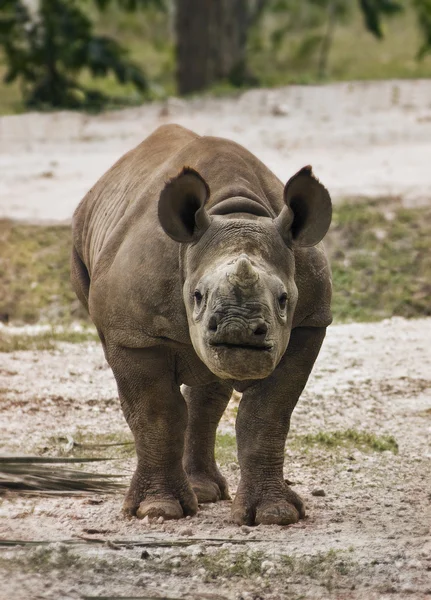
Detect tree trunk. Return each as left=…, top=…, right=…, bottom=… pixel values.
left=317, top=0, right=337, bottom=79
left=175, top=0, right=248, bottom=95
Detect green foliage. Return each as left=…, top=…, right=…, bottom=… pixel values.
left=0, top=0, right=157, bottom=109
left=413, top=0, right=431, bottom=57
left=250, top=0, right=405, bottom=79
left=359, top=0, right=403, bottom=38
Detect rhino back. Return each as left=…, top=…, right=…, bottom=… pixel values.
left=73, top=124, right=199, bottom=276
left=73, top=125, right=330, bottom=346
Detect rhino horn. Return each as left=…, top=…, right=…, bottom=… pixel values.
left=228, top=255, right=259, bottom=287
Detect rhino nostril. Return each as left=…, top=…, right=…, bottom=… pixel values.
left=253, top=322, right=268, bottom=337
left=208, top=316, right=218, bottom=332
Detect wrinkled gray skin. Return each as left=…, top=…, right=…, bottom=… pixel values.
left=71, top=124, right=332, bottom=526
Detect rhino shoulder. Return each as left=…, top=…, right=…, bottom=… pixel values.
left=293, top=243, right=332, bottom=328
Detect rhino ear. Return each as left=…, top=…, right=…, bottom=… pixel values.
left=274, top=166, right=332, bottom=247
left=158, top=167, right=211, bottom=243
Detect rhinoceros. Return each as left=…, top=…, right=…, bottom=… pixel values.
left=71, top=124, right=332, bottom=526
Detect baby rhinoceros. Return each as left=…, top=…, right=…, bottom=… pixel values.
left=71, top=124, right=332, bottom=526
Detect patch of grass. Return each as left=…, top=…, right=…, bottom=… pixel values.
left=198, top=549, right=265, bottom=581
left=0, top=544, right=139, bottom=576
left=0, top=328, right=98, bottom=352
left=328, top=199, right=431, bottom=322
left=189, top=547, right=357, bottom=590
left=295, top=429, right=399, bottom=454
left=1, top=199, right=430, bottom=325
left=215, top=432, right=237, bottom=466
left=0, top=220, right=87, bottom=324
left=280, top=549, right=356, bottom=591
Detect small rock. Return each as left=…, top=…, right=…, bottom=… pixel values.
left=156, top=516, right=164, bottom=524
left=407, top=559, right=422, bottom=569
left=142, top=515, right=150, bottom=525
left=189, top=544, right=205, bottom=557
left=241, top=525, right=251, bottom=534
left=271, top=103, right=289, bottom=117
left=261, top=560, right=275, bottom=573
left=140, top=550, right=150, bottom=560
left=179, top=527, right=193, bottom=536
left=312, top=489, right=326, bottom=497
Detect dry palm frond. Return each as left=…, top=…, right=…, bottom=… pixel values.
left=82, top=597, right=186, bottom=600
left=0, top=536, right=268, bottom=548
left=58, top=435, right=134, bottom=452
left=0, top=456, right=125, bottom=496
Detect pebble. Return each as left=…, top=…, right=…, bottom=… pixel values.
left=188, top=544, right=205, bottom=557
left=271, top=103, right=289, bottom=116
left=156, top=516, right=164, bottom=524
left=312, top=489, right=326, bottom=497
left=261, top=560, right=275, bottom=572
left=407, top=559, right=422, bottom=569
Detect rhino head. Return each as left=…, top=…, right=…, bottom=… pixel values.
left=158, top=166, right=331, bottom=381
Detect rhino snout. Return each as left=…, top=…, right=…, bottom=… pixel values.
left=207, top=314, right=271, bottom=349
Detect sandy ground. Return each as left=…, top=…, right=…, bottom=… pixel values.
left=1, top=317, right=430, bottom=599
left=0, top=80, right=431, bottom=599
left=1, top=79, right=431, bottom=222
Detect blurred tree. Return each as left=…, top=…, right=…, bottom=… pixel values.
left=175, top=0, right=253, bottom=94
left=257, top=0, right=403, bottom=79
left=0, top=0, right=164, bottom=109
left=412, top=0, right=431, bottom=57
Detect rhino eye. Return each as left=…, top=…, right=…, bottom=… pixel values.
left=194, top=290, right=203, bottom=306
left=279, top=293, right=288, bottom=310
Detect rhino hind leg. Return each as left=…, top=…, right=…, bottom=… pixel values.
left=183, top=382, right=232, bottom=503
left=70, top=246, right=90, bottom=312
left=107, top=345, right=198, bottom=520
left=232, top=327, right=327, bottom=526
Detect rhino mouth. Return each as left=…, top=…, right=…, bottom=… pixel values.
left=210, top=342, right=273, bottom=352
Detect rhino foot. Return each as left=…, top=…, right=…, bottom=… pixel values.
left=188, top=472, right=230, bottom=503
left=231, top=480, right=305, bottom=526
left=122, top=470, right=198, bottom=520
left=136, top=499, right=184, bottom=520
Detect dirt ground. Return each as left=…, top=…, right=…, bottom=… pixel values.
left=1, top=79, right=431, bottom=222
left=1, top=317, right=430, bottom=599
left=0, top=80, right=430, bottom=599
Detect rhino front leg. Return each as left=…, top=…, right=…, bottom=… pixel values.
left=107, top=345, right=198, bottom=520
left=232, top=327, right=326, bottom=526
left=183, top=382, right=233, bottom=503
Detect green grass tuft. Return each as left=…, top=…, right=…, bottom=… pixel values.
left=327, top=200, right=431, bottom=322
left=296, top=429, right=399, bottom=453
left=0, top=328, right=99, bottom=352
left=215, top=432, right=237, bottom=466
left=200, top=549, right=265, bottom=580
left=0, top=220, right=85, bottom=324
